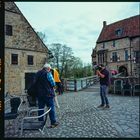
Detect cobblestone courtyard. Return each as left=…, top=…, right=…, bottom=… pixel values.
left=5, top=85, right=139, bottom=138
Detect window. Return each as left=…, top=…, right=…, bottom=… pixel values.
left=134, top=51, right=140, bottom=63
left=103, top=42, right=105, bottom=48
left=115, top=28, right=123, bottom=36
left=112, top=40, right=115, bottom=47
left=98, top=53, right=106, bottom=64
left=112, top=52, right=117, bottom=62
left=28, top=55, right=34, bottom=65
left=5, top=25, right=13, bottom=36
left=11, top=54, right=18, bottom=65
left=124, top=50, right=129, bottom=61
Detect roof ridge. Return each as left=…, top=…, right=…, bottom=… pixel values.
left=106, top=15, right=140, bottom=27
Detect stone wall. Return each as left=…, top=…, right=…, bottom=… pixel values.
left=5, top=2, right=49, bottom=95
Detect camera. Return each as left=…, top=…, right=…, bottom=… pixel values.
left=94, top=65, right=102, bottom=71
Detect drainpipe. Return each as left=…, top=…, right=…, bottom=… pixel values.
left=130, top=37, right=132, bottom=76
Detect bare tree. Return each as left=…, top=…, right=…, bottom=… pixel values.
left=49, top=43, right=62, bottom=69
left=60, top=45, right=74, bottom=77
left=48, top=43, right=93, bottom=78
left=35, top=31, right=93, bottom=78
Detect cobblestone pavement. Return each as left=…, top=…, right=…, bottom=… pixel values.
left=4, top=84, right=139, bottom=138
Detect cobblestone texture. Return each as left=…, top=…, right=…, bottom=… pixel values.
left=4, top=84, right=139, bottom=138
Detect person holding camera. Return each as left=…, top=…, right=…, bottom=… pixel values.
left=96, top=64, right=110, bottom=109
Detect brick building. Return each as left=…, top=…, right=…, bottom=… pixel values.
left=92, top=15, right=140, bottom=77
left=5, top=2, right=51, bottom=95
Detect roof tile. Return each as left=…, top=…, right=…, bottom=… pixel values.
left=97, top=15, right=140, bottom=43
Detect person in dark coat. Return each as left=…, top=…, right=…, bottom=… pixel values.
left=36, top=63, right=59, bottom=128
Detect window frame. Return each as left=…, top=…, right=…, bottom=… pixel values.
left=5, top=25, right=13, bottom=36
left=102, top=42, right=105, bottom=49
left=112, top=52, right=118, bottom=62
left=27, top=55, right=34, bottom=65
left=98, top=53, right=106, bottom=64
left=112, top=40, right=116, bottom=47
left=115, top=28, right=123, bottom=36
left=134, top=51, right=140, bottom=63
left=11, top=54, right=18, bottom=65
left=124, top=50, right=129, bottom=61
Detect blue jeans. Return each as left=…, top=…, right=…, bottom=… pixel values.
left=37, top=96, right=56, bottom=125
left=100, top=85, right=109, bottom=105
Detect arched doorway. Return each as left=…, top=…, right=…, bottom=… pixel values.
left=118, top=65, right=128, bottom=77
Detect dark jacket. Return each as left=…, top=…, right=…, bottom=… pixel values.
left=35, top=69, right=55, bottom=97
left=100, top=69, right=109, bottom=86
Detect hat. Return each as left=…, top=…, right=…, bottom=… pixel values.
left=43, top=63, right=51, bottom=69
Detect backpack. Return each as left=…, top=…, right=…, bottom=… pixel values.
left=27, top=71, right=42, bottom=97
left=27, top=76, right=39, bottom=107
left=27, top=81, right=38, bottom=97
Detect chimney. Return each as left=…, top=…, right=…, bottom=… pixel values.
left=103, top=21, right=107, bottom=27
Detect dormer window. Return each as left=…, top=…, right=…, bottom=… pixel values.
left=115, top=28, right=123, bottom=36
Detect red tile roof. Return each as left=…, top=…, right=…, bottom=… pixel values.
left=97, top=15, right=140, bottom=43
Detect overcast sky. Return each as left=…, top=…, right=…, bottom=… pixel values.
left=15, top=2, right=139, bottom=64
